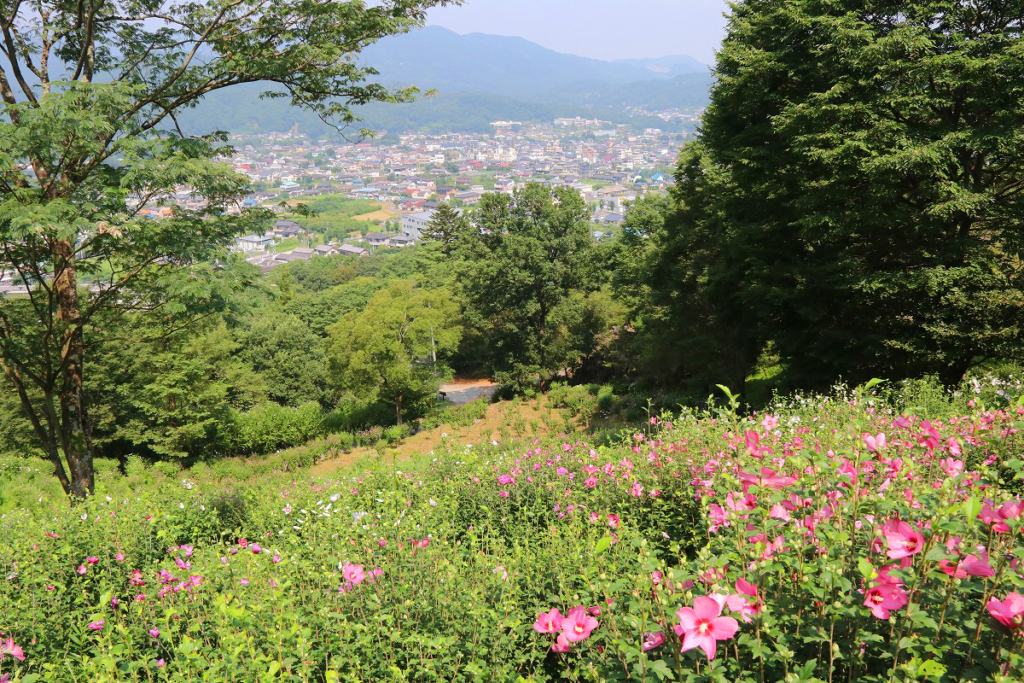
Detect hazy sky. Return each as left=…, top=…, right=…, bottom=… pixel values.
left=427, top=0, right=731, bottom=65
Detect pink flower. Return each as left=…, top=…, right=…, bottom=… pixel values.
left=863, top=568, right=908, bottom=620
left=342, top=563, right=366, bottom=585
left=86, top=556, right=99, bottom=564
left=114, top=552, right=125, bottom=562
left=862, top=432, right=886, bottom=452
left=725, top=578, right=762, bottom=622
left=87, top=620, right=105, bottom=631
left=584, top=476, right=598, bottom=488
left=674, top=596, right=740, bottom=660
left=939, top=458, right=964, bottom=478
left=77, top=564, right=87, bottom=575
left=551, top=633, right=571, bottom=652
left=533, top=608, right=564, bottom=634
left=607, top=514, right=620, bottom=529
left=272, top=554, right=281, bottom=564
left=642, top=631, right=666, bottom=651
left=0, top=636, right=25, bottom=661
left=987, top=593, right=1024, bottom=631
left=651, top=571, right=663, bottom=586
left=883, top=520, right=924, bottom=559
left=156, top=659, right=165, bottom=668
left=738, top=468, right=797, bottom=491
left=940, top=552, right=995, bottom=579
left=561, top=606, right=599, bottom=641
left=251, top=544, right=262, bottom=554
left=149, top=628, right=160, bottom=639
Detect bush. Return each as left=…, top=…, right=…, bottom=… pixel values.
left=1, top=387, right=1023, bottom=681
left=226, top=401, right=327, bottom=454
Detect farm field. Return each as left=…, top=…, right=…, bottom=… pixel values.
left=1, top=383, right=1023, bottom=682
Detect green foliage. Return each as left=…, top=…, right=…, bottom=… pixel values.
left=236, top=313, right=328, bottom=407
left=3, top=381, right=1022, bottom=680
left=422, top=201, right=469, bottom=254
left=327, top=280, right=461, bottom=424
left=647, top=0, right=1024, bottom=392
left=226, top=402, right=327, bottom=455
left=455, top=183, right=599, bottom=393
left=0, top=0, right=458, bottom=496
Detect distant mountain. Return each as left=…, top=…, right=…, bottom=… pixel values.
left=360, top=26, right=700, bottom=97
left=614, top=55, right=708, bottom=77
left=179, top=27, right=713, bottom=136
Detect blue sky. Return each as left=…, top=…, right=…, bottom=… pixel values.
left=427, top=0, right=731, bottom=65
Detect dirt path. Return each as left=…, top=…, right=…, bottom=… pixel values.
left=308, top=396, right=573, bottom=476
left=438, top=379, right=498, bottom=405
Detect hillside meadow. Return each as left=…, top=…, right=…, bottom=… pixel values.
left=1, top=379, right=1023, bottom=682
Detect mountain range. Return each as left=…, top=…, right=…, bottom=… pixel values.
left=182, top=26, right=714, bottom=137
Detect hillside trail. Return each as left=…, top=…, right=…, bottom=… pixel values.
left=308, top=395, right=576, bottom=476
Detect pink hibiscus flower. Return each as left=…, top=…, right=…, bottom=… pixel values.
left=883, top=520, right=924, bottom=559
left=0, top=636, right=25, bottom=661
left=561, top=606, right=599, bottom=642
left=674, top=596, right=740, bottom=660
left=987, top=593, right=1024, bottom=631
left=342, top=563, right=366, bottom=585
left=533, top=608, right=563, bottom=634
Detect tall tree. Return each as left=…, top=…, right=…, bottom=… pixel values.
left=326, top=280, right=460, bottom=424
left=661, top=0, right=1024, bottom=389
left=422, top=200, right=468, bottom=254
left=456, top=183, right=596, bottom=391
left=0, top=0, right=459, bottom=497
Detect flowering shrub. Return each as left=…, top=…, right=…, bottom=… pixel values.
left=0, top=383, right=1022, bottom=681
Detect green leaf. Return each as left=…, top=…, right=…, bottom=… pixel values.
left=595, top=536, right=612, bottom=555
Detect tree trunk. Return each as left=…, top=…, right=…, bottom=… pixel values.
left=53, top=239, right=95, bottom=498
left=395, top=395, right=403, bottom=426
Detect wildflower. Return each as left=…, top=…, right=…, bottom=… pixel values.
left=551, top=633, right=571, bottom=652
left=642, top=631, right=666, bottom=651
left=939, top=458, right=964, bottom=478
left=114, top=552, right=125, bottom=562
left=240, top=578, right=249, bottom=586
left=862, top=433, right=886, bottom=452
left=607, top=514, right=620, bottom=529
left=883, top=520, right=924, bottom=559
left=149, top=628, right=160, bottom=639
left=725, top=578, right=763, bottom=622
left=674, top=596, right=740, bottom=660
left=272, top=554, right=282, bottom=564
left=584, top=476, right=598, bottom=488
left=77, top=564, right=87, bottom=576
left=651, top=571, right=663, bottom=586
left=863, top=584, right=906, bottom=620
left=738, top=468, right=797, bottom=491
left=87, top=620, right=105, bottom=631
left=251, top=544, right=262, bottom=554
left=533, top=608, right=563, bottom=634
left=987, top=593, right=1024, bottom=631
left=156, top=659, right=165, bottom=668
left=940, top=552, right=995, bottom=579
left=0, top=636, right=25, bottom=661
left=494, top=565, right=508, bottom=581
left=342, top=563, right=366, bottom=585
left=561, top=606, right=598, bottom=642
